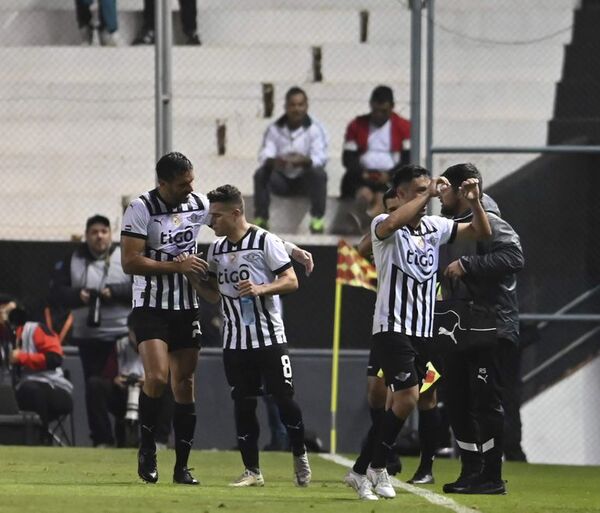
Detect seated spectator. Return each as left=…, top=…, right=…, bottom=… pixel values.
left=253, top=86, right=329, bottom=234
left=8, top=306, right=73, bottom=442
left=75, top=0, right=120, bottom=46
left=86, top=315, right=173, bottom=448
left=133, top=0, right=201, bottom=45
left=340, top=85, right=410, bottom=219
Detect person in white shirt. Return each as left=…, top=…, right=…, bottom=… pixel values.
left=340, top=86, right=411, bottom=220
left=253, top=87, right=329, bottom=234
left=344, top=164, right=491, bottom=500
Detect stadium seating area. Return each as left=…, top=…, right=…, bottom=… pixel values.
left=0, top=0, right=576, bottom=239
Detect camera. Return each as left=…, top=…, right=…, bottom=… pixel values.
left=86, top=289, right=102, bottom=327
left=124, top=373, right=141, bottom=422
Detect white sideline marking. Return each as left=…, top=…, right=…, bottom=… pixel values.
left=319, top=453, right=480, bottom=513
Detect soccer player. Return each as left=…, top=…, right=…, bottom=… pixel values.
left=351, top=188, right=442, bottom=489
left=121, top=152, right=210, bottom=485
left=344, top=164, right=491, bottom=500
left=186, top=184, right=312, bottom=488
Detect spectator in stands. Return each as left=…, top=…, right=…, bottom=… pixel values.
left=49, top=214, right=131, bottom=447
left=133, top=0, right=201, bottom=45
left=86, top=314, right=173, bottom=448
left=8, top=306, right=73, bottom=441
left=253, top=86, right=329, bottom=234
left=75, top=0, right=120, bottom=46
left=340, top=85, right=410, bottom=221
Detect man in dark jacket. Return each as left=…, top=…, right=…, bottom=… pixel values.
left=49, top=215, right=131, bottom=446
left=438, top=163, right=525, bottom=495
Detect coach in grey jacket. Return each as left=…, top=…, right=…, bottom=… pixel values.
left=49, top=214, right=131, bottom=446
left=438, top=163, right=525, bottom=495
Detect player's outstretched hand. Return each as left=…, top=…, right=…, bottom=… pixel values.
left=459, top=178, right=481, bottom=202
left=292, top=247, right=314, bottom=276
left=238, top=279, right=263, bottom=297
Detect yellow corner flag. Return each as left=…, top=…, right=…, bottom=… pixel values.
left=336, top=240, right=377, bottom=292
left=330, top=240, right=377, bottom=453
left=420, top=361, right=442, bottom=393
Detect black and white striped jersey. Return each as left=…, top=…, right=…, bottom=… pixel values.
left=121, top=188, right=210, bottom=310
left=371, top=214, right=457, bottom=337
left=208, top=226, right=292, bottom=350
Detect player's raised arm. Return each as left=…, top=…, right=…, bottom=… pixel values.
left=375, top=177, right=446, bottom=240
left=454, top=178, right=492, bottom=241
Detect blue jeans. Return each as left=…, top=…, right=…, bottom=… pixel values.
left=75, top=0, right=118, bottom=33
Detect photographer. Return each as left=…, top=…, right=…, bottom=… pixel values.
left=49, top=214, right=131, bottom=446
left=86, top=315, right=173, bottom=448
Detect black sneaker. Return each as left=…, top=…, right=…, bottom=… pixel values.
left=443, top=472, right=480, bottom=493
left=138, top=448, right=158, bottom=483
left=463, top=477, right=507, bottom=495
left=173, top=466, right=200, bottom=485
left=407, top=470, right=434, bottom=485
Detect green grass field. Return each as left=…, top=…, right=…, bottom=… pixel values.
left=1, top=446, right=599, bottom=513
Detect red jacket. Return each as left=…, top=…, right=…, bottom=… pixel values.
left=15, top=323, right=63, bottom=371
left=344, top=112, right=411, bottom=155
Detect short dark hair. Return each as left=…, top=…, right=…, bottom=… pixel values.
left=391, top=164, right=429, bottom=188
left=370, top=85, right=394, bottom=105
left=86, top=214, right=110, bottom=231
left=8, top=306, right=28, bottom=327
left=442, top=163, right=483, bottom=192
left=382, top=188, right=397, bottom=210
left=207, top=184, right=244, bottom=213
left=285, top=86, right=308, bottom=103
left=156, top=152, right=193, bottom=182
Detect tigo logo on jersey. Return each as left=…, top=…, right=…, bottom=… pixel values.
left=218, top=263, right=251, bottom=285
left=160, top=227, right=194, bottom=246
left=406, top=248, right=434, bottom=268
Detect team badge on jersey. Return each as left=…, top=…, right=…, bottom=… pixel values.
left=172, top=214, right=182, bottom=226
left=414, top=235, right=425, bottom=250
left=243, top=252, right=262, bottom=263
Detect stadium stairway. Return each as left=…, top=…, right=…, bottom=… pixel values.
left=0, top=0, right=574, bottom=239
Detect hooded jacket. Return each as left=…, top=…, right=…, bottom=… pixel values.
left=439, top=194, right=525, bottom=344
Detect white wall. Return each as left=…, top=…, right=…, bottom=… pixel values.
left=522, top=355, right=600, bottom=465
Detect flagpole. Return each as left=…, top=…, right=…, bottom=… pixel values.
left=329, top=280, right=343, bottom=454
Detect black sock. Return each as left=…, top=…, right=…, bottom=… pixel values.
left=417, top=407, right=440, bottom=474
left=234, top=398, right=260, bottom=471
left=353, top=407, right=384, bottom=474
left=139, top=390, right=162, bottom=452
left=371, top=409, right=406, bottom=469
left=173, top=402, right=196, bottom=469
left=275, top=396, right=306, bottom=457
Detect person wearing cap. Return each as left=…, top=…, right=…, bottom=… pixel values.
left=49, top=214, right=131, bottom=446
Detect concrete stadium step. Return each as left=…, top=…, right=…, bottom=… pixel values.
left=0, top=47, right=314, bottom=83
